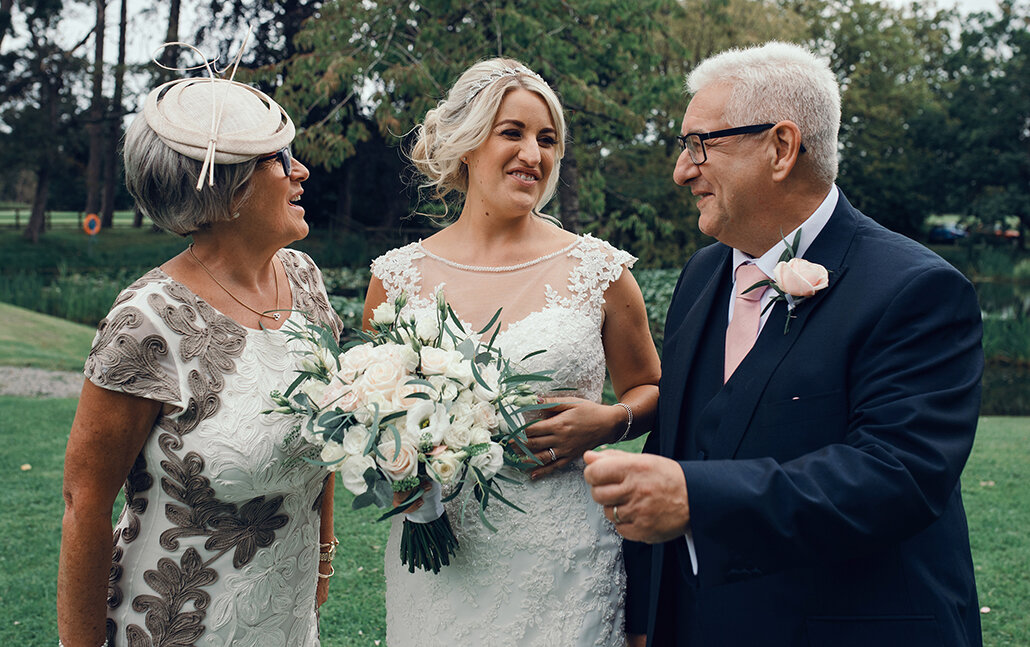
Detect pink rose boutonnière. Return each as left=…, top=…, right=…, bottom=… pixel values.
left=744, top=230, right=829, bottom=333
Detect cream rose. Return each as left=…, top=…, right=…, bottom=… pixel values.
left=471, top=364, right=501, bottom=402
left=471, top=401, right=499, bottom=430
left=445, top=357, right=475, bottom=388
left=773, top=258, right=829, bottom=297
left=299, top=378, right=328, bottom=408
left=317, top=377, right=353, bottom=410
left=468, top=425, right=492, bottom=446
left=338, top=454, right=377, bottom=495
left=376, top=438, right=419, bottom=482
left=420, top=346, right=459, bottom=376
left=415, top=316, right=440, bottom=343
left=336, top=342, right=375, bottom=382
left=358, top=347, right=409, bottom=401
left=469, top=443, right=504, bottom=480
left=428, top=450, right=464, bottom=485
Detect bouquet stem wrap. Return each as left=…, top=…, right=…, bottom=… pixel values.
left=400, top=480, right=458, bottom=574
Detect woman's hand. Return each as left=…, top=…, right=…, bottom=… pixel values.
left=316, top=560, right=332, bottom=608
left=392, top=480, right=433, bottom=513
left=628, top=633, right=647, bottom=647
left=521, top=397, right=628, bottom=480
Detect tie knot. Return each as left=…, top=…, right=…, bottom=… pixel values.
left=735, top=263, right=768, bottom=302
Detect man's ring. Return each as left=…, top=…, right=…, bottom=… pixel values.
left=612, top=505, right=623, bottom=524
left=547, top=447, right=557, bottom=464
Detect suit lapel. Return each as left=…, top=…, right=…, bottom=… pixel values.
left=706, top=192, right=859, bottom=458
left=659, top=247, right=731, bottom=457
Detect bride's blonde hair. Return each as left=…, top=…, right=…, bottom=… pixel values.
left=408, top=58, right=566, bottom=218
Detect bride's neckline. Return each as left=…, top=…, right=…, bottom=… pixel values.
left=416, top=236, right=582, bottom=273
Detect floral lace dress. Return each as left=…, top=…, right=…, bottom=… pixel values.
left=83, top=248, right=341, bottom=647
left=372, top=234, right=635, bottom=647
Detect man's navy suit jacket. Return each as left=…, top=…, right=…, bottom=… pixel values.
left=626, top=191, right=984, bottom=647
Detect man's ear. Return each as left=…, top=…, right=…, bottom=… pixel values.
left=770, top=120, right=804, bottom=182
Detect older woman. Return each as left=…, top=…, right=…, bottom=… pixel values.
left=56, top=75, right=341, bottom=647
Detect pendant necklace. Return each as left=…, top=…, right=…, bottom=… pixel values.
left=188, top=244, right=281, bottom=321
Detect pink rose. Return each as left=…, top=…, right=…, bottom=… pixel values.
left=773, top=258, right=829, bottom=297
left=375, top=438, right=419, bottom=482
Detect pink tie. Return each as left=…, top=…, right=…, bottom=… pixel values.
left=725, top=263, right=768, bottom=382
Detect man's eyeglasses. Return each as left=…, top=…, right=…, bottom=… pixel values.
left=676, top=124, right=805, bottom=165
left=257, top=146, right=292, bottom=176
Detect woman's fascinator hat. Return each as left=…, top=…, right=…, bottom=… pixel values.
left=143, top=31, right=294, bottom=190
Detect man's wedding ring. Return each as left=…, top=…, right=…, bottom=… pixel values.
left=547, top=447, right=557, bottom=464
left=612, top=506, right=623, bottom=525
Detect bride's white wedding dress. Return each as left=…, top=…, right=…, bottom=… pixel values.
left=372, top=233, right=635, bottom=646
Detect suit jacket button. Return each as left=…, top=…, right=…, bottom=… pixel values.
left=697, top=450, right=706, bottom=460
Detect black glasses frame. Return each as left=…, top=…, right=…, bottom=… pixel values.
left=257, top=146, right=292, bottom=176
left=676, top=123, right=805, bottom=164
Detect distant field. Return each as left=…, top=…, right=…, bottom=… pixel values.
left=0, top=208, right=141, bottom=229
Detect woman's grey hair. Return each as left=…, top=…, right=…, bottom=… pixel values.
left=687, top=41, right=841, bottom=185
left=123, top=115, right=259, bottom=236
left=408, top=57, right=566, bottom=218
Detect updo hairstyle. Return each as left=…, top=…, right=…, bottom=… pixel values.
left=408, top=58, right=566, bottom=216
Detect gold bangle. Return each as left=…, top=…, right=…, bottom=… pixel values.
left=317, top=563, right=335, bottom=579
left=319, top=537, right=339, bottom=563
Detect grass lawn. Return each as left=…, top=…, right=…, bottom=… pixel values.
left=0, top=303, right=97, bottom=371
left=0, top=396, right=1025, bottom=646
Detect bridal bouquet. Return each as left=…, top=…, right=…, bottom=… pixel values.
left=266, top=291, right=552, bottom=573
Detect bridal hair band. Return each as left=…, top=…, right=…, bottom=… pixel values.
left=144, top=29, right=295, bottom=190
left=464, top=65, right=547, bottom=106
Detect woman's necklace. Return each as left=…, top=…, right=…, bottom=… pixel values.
left=188, top=244, right=281, bottom=321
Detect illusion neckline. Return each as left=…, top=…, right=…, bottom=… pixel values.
left=416, top=236, right=582, bottom=273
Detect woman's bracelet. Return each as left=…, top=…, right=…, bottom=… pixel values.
left=319, top=537, right=339, bottom=563
left=317, top=563, right=335, bottom=579
left=613, top=402, right=633, bottom=444
left=58, top=640, right=109, bottom=647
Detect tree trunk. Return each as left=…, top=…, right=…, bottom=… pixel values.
left=24, top=167, right=50, bottom=243
left=86, top=0, right=106, bottom=224
left=102, top=0, right=128, bottom=225
left=158, top=0, right=181, bottom=82
left=557, top=143, right=580, bottom=232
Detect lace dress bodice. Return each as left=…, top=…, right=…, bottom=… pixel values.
left=373, top=234, right=636, bottom=647
left=83, top=249, right=341, bottom=647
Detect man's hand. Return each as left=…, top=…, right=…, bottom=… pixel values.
left=583, top=449, right=690, bottom=543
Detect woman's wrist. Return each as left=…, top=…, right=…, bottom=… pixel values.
left=612, top=402, right=633, bottom=444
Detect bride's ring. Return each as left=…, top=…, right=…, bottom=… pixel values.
left=612, top=505, right=623, bottom=525
left=547, top=447, right=557, bottom=464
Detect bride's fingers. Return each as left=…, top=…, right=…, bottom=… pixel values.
left=392, top=481, right=431, bottom=512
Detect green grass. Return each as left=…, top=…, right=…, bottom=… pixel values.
left=0, top=209, right=140, bottom=228
left=0, top=396, right=1024, bottom=646
left=0, top=303, right=96, bottom=371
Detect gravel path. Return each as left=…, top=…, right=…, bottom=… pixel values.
left=0, top=366, right=83, bottom=398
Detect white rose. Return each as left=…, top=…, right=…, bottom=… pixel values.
left=445, top=357, right=475, bottom=388
left=337, top=343, right=375, bottom=382
left=372, top=301, right=397, bottom=325
left=442, top=420, right=474, bottom=449
left=469, top=425, right=492, bottom=445
left=299, top=378, right=327, bottom=407
left=341, top=425, right=372, bottom=456
left=376, top=438, right=419, bottom=482
left=387, top=344, right=419, bottom=372
left=428, top=375, right=459, bottom=403
left=420, top=346, right=456, bottom=376
left=320, top=440, right=347, bottom=465
left=471, top=363, right=501, bottom=402
left=471, top=401, right=499, bottom=430
left=429, top=450, right=464, bottom=485
left=338, top=454, right=377, bottom=495
left=317, top=377, right=354, bottom=411
left=358, top=346, right=409, bottom=401
left=393, top=378, right=432, bottom=409
left=469, top=443, right=504, bottom=480
left=415, top=316, right=440, bottom=343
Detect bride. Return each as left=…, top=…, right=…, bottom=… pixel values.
left=362, top=58, right=660, bottom=646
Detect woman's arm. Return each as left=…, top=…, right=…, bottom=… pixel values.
left=57, top=380, right=160, bottom=647
left=361, top=275, right=388, bottom=332
left=525, top=268, right=661, bottom=479
left=315, top=476, right=335, bottom=607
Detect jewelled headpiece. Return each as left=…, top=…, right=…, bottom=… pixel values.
left=143, top=30, right=294, bottom=190
left=463, top=65, right=547, bottom=106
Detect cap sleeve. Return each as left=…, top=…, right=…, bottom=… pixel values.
left=84, top=271, right=184, bottom=410
left=568, top=234, right=637, bottom=310
left=280, top=248, right=343, bottom=340
left=370, top=242, right=425, bottom=304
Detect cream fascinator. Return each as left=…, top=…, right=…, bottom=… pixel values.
left=144, top=32, right=294, bottom=189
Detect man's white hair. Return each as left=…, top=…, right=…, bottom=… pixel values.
left=687, top=41, right=840, bottom=184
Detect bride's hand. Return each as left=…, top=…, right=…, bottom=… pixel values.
left=522, top=397, right=628, bottom=479
left=392, top=480, right=432, bottom=513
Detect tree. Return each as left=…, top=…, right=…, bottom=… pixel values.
left=101, top=0, right=127, bottom=227
left=84, top=0, right=105, bottom=224
left=276, top=0, right=689, bottom=232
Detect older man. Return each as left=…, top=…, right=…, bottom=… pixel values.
left=585, top=42, right=983, bottom=646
